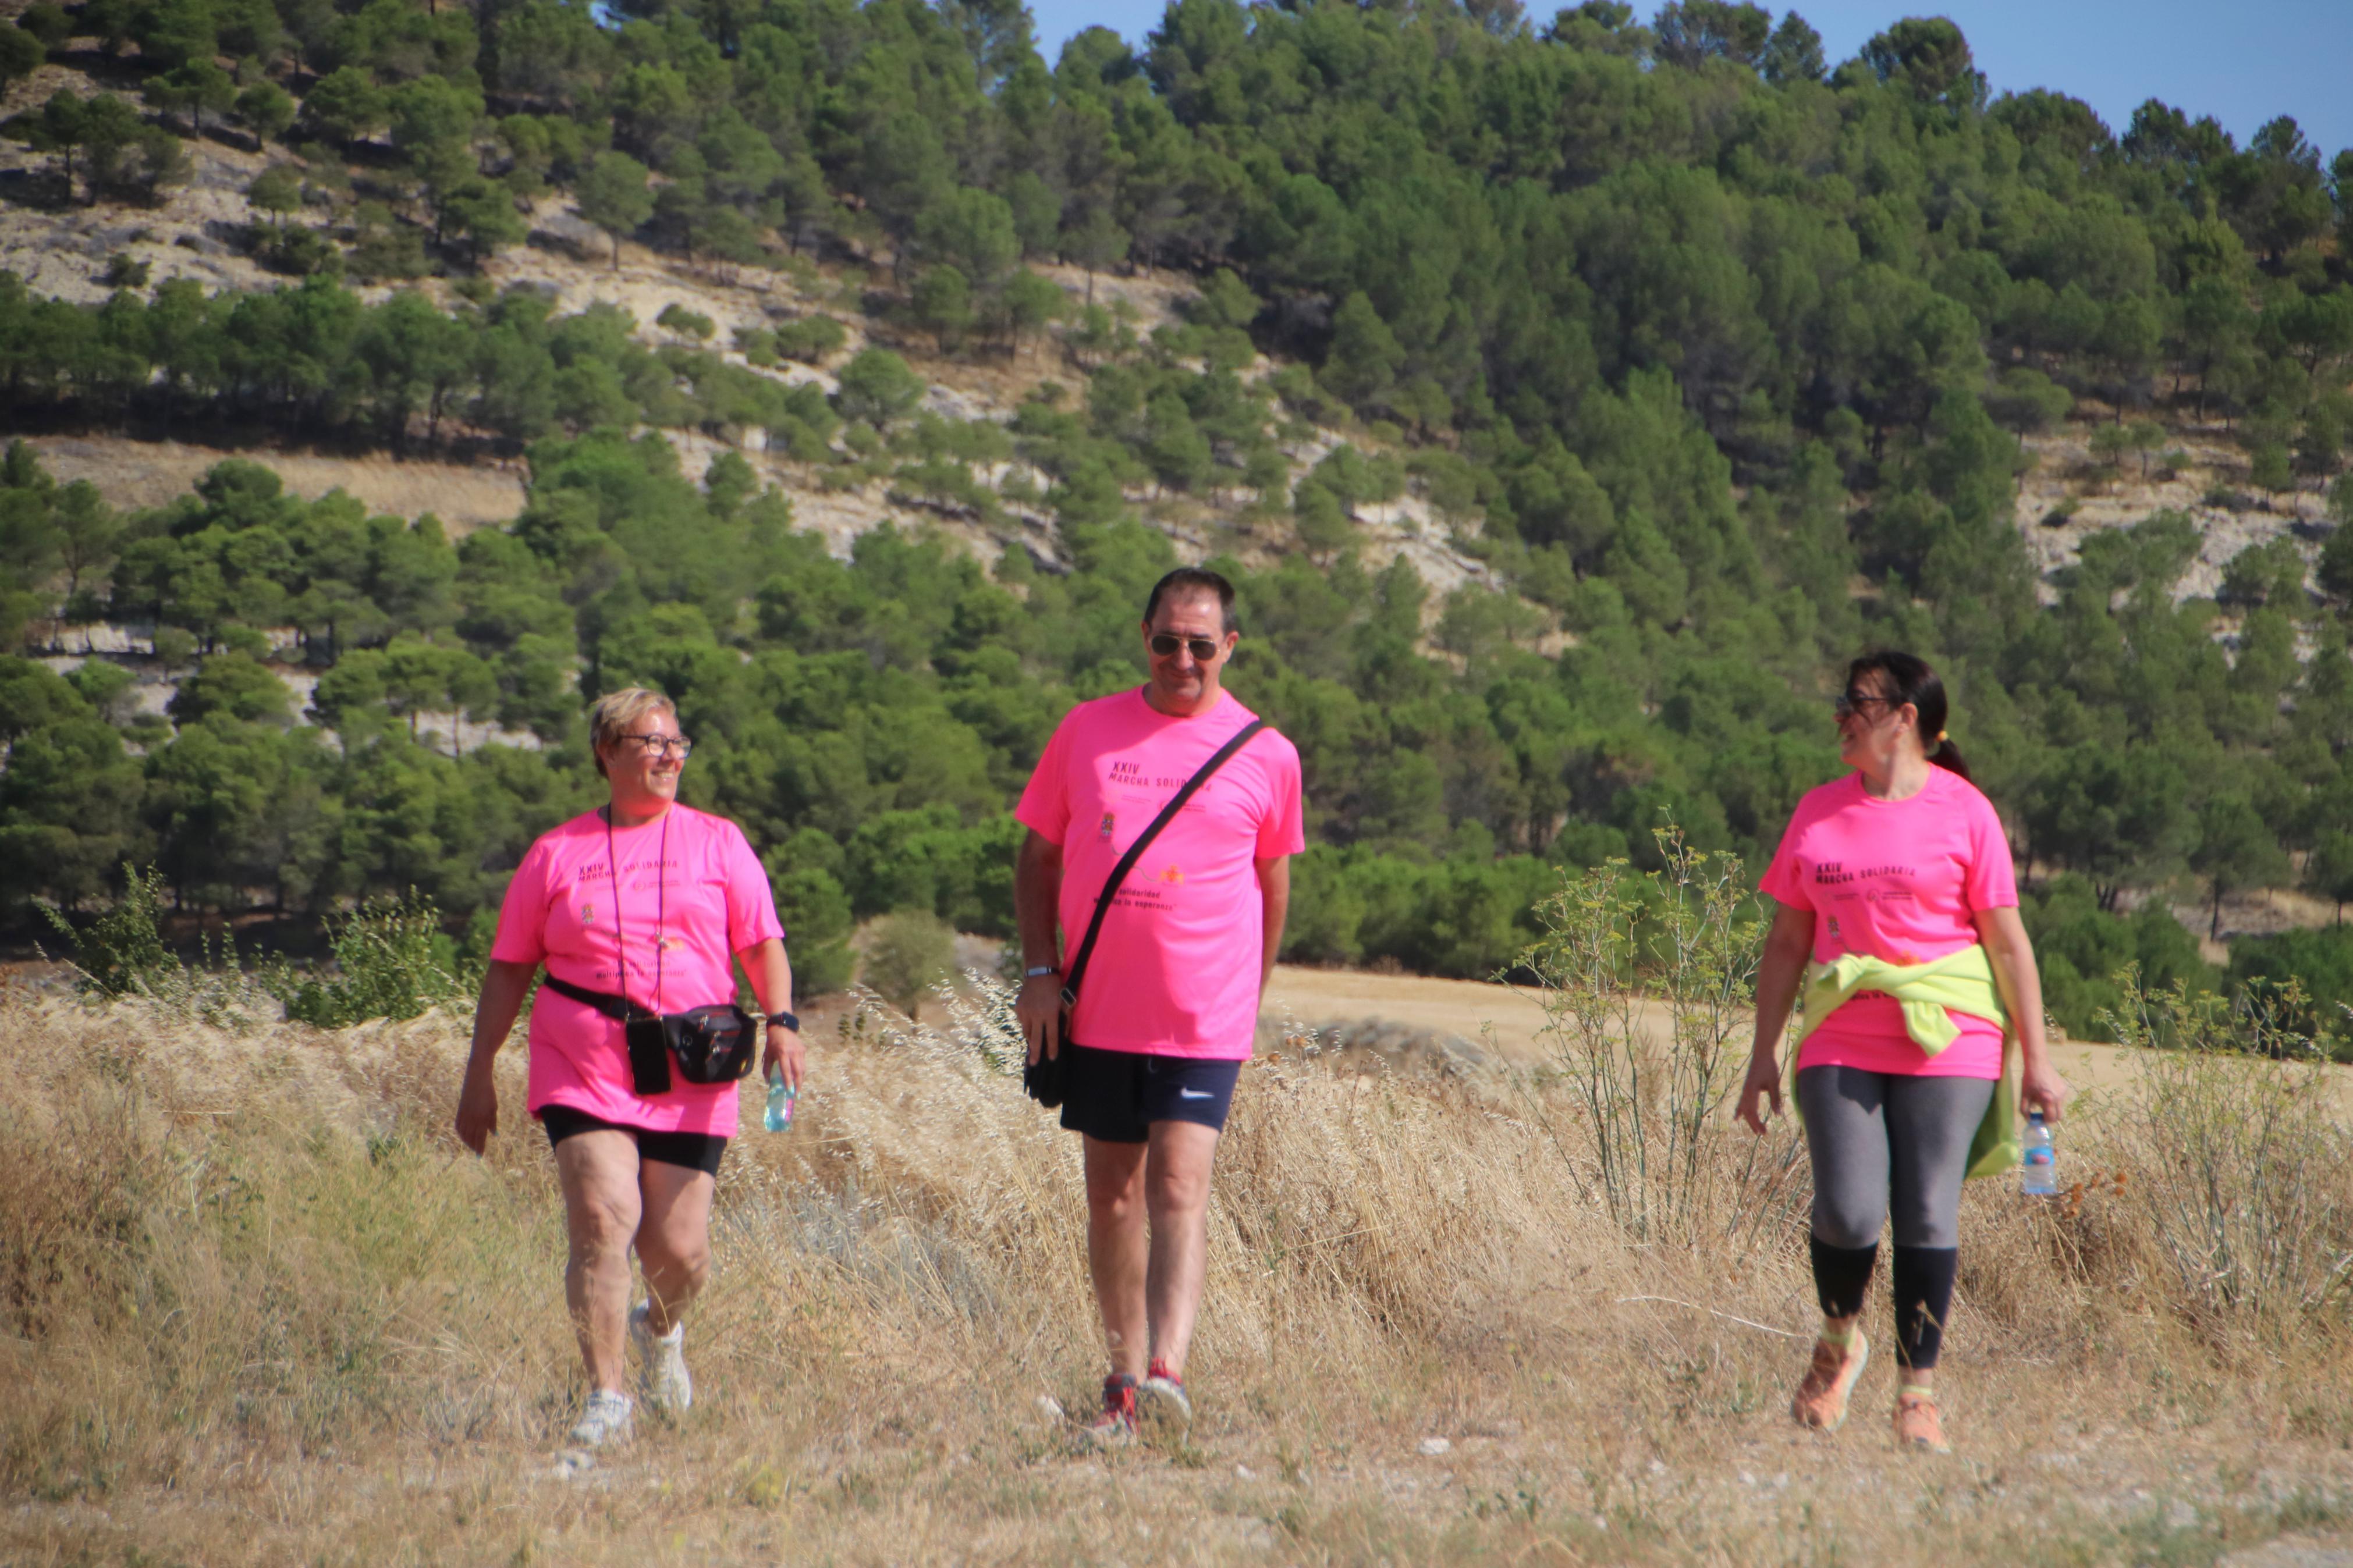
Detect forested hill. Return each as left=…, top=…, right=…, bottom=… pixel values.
left=3, top=0, right=2353, bottom=1044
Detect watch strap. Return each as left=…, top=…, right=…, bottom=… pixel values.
left=765, top=1011, right=799, bottom=1031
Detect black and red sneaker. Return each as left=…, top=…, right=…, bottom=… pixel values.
left=1138, top=1357, right=1192, bottom=1435
left=1080, top=1372, right=1138, bottom=1448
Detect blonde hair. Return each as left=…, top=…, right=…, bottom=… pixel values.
left=586, top=687, right=677, bottom=777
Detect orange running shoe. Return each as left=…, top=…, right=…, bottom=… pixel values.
left=1790, top=1329, right=1870, bottom=1431
left=1079, top=1373, right=1138, bottom=1449
left=1893, top=1385, right=1951, bottom=1453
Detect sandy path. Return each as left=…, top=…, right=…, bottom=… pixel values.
left=1262, top=963, right=2353, bottom=1110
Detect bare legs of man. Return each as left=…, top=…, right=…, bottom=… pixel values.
left=1082, top=1120, right=1219, bottom=1433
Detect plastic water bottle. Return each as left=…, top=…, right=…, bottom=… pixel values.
left=2021, top=1111, right=2056, bottom=1196
left=764, top=1064, right=796, bottom=1132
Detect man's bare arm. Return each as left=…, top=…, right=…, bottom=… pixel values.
left=1013, top=829, right=1066, bottom=1063
left=1255, top=854, right=1291, bottom=993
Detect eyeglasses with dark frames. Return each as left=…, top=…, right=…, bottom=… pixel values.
left=617, top=732, right=693, bottom=758
left=1832, top=691, right=1896, bottom=720
left=1148, top=632, right=1225, bottom=662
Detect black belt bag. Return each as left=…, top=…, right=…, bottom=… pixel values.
left=541, top=975, right=758, bottom=1096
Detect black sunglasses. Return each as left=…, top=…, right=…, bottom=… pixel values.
left=1832, top=690, right=1895, bottom=720
left=1148, top=632, right=1225, bottom=661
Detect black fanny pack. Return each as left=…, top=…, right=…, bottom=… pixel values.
left=541, top=974, right=758, bottom=1096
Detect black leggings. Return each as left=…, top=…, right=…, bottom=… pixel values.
left=1798, top=1065, right=1995, bottom=1370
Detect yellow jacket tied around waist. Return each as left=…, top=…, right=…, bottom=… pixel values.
left=1788, top=945, right=2020, bottom=1182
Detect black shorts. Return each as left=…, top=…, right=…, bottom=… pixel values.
left=1056, top=1043, right=1242, bottom=1144
left=540, top=1104, right=728, bottom=1176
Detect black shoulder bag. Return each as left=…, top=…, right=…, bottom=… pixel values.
left=540, top=809, right=759, bottom=1096
left=1025, top=716, right=1268, bottom=1108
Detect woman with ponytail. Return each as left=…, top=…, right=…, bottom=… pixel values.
left=1736, top=652, right=2068, bottom=1453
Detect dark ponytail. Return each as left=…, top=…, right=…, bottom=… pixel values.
left=1847, top=650, right=1972, bottom=783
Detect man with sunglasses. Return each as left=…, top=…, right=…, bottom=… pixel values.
left=1013, top=566, right=1304, bottom=1446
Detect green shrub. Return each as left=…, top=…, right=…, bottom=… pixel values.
left=271, top=893, right=469, bottom=1028
left=835, top=348, right=923, bottom=428
left=859, top=908, right=956, bottom=1021
left=44, top=863, right=175, bottom=1001
left=43, top=863, right=272, bottom=1030
left=656, top=304, right=715, bottom=342
left=259, top=223, right=342, bottom=280
left=734, top=327, right=778, bottom=367
left=1521, top=829, right=1801, bottom=1251
left=2227, top=925, right=2353, bottom=1061
left=2021, top=876, right=2216, bottom=1040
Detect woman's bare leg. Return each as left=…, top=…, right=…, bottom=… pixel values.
left=633, top=1160, right=717, bottom=1334
left=555, top=1130, right=643, bottom=1392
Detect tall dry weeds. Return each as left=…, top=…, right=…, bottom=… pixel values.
left=2096, top=978, right=2353, bottom=1328
left=2, top=972, right=2350, bottom=1565
left=1518, top=835, right=1809, bottom=1253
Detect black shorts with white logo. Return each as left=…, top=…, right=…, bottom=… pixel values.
left=1055, top=1042, right=1242, bottom=1144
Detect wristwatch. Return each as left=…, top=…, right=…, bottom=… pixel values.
left=765, top=1011, right=800, bottom=1031
left=1024, top=965, right=1060, bottom=979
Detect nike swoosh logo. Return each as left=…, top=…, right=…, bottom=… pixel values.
left=1176, top=1087, right=1212, bottom=1100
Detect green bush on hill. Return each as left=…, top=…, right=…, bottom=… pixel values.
left=2227, top=926, right=2353, bottom=1059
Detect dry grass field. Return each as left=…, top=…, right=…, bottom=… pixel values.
left=13, top=435, right=532, bottom=537
left=1262, top=965, right=2353, bottom=1111
left=2, top=972, right=2350, bottom=1567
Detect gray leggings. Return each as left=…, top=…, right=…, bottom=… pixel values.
left=1797, top=1065, right=1995, bottom=1249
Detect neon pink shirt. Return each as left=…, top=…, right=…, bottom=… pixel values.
left=1759, top=768, right=2015, bottom=1079
left=1015, top=688, right=1305, bottom=1060
left=489, top=804, right=785, bottom=1135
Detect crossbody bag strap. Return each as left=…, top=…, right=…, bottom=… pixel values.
left=1060, top=717, right=1268, bottom=1011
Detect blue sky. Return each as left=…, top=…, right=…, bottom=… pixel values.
left=1024, top=0, right=2353, bottom=160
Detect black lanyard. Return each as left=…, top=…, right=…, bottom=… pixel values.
left=604, top=806, right=669, bottom=1018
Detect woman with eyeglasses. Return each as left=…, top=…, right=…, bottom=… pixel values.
left=1734, top=652, right=2067, bottom=1454
left=455, top=687, right=803, bottom=1450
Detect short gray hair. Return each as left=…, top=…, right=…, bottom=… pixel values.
left=586, top=687, right=676, bottom=777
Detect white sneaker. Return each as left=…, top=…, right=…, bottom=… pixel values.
left=567, top=1389, right=634, bottom=1449
left=1138, top=1359, right=1192, bottom=1435
left=630, top=1303, right=693, bottom=1416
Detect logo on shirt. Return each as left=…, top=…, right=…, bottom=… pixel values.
left=1098, top=812, right=1116, bottom=841
left=581, top=902, right=597, bottom=925
left=1108, top=758, right=1192, bottom=790
left=1158, top=863, right=1184, bottom=884
left=1813, top=861, right=1912, bottom=885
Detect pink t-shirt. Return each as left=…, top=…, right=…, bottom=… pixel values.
left=1759, top=767, right=2015, bottom=1079
left=489, top=804, right=785, bottom=1135
left=1015, top=688, right=1305, bottom=1060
